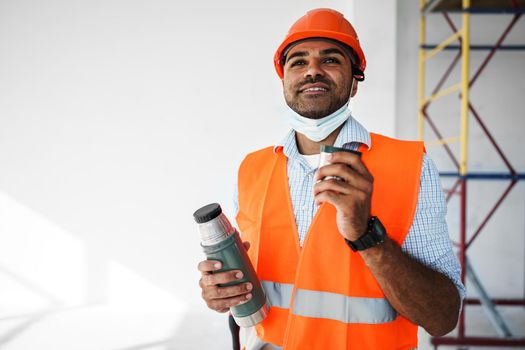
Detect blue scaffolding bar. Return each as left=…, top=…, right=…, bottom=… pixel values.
left=440, top=172, right=525, bottom=180
left=421, top=44, right=525, bottom=50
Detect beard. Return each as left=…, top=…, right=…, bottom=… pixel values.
left=284, top=76, right=352, bottom=119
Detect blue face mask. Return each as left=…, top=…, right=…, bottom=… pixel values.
left=286, top=102, right=351, bottom=142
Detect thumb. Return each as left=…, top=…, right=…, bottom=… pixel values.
left=243, top=241, right=251, bottom=251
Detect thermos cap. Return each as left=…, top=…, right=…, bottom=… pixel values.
left=320, top=144, right=362, bottom=156
left=193, top=203, right=223, bottom=224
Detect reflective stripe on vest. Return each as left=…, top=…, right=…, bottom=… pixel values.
left=263, top=280, right=398, bottom=324
left=262, top=280, right=294, bottom=309
left=293, top=288, right=397, bottom=324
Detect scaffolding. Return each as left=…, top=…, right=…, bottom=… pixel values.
left=418, top=0, right=525, bottom=348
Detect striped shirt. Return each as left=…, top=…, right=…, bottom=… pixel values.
left=235, top=116, right=465, bottom=299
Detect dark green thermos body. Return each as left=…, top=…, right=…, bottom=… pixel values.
left=193, top=203, right=269, bottom=327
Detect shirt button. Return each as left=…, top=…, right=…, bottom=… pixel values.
left=302, top=205, right=308, bottom=211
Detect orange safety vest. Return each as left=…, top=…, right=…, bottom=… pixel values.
left=236, top=133, right=424, bottom=350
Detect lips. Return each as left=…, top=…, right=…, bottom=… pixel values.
left=304, top=87, right=327, bottom=92
left=299, top=83, right=330, bottom=93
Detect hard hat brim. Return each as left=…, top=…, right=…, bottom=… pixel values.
left=274, top=30, right=367, bottom=79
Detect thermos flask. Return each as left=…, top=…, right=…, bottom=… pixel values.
left=193, top=203, right=269, bottom=327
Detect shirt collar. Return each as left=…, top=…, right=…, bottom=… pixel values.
left=332, top=115, right=371, bottom=149
left=273, top=115, right=372, bottom=157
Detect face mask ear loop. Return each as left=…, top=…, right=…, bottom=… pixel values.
left=348, top=77, right=356, bottom=105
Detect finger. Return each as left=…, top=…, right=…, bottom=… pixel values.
left=206, top=292, right=253, bottom=312
left=315, top=164, right=372, bottom=193
left=314, top=188, right=362, bottom=209
left=203, top=282, right=253, bottom=301
left=197, top=260, right=223, bottom=274
left=243, top=241, right=250, bottom=251
left=315, top=163, right=351, bottom=182
left=325, top=151, right=372, bottom=179
left=313, top=178, right=352, bottom=196
left=314, top=186, right=370, bottom=208
left=200, top=270, right=245, bottom=287
left=315, top=163, right=364, bottom=184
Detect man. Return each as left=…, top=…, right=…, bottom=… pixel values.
left=198, top=8, right=464, bottom=349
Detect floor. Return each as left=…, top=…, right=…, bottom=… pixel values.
left=1, top=304, right=523, bottom=350
left=0, top=303, right=232, bottom=350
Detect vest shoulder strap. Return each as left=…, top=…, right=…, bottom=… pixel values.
left=365, top=133, right=425, bottom=244
left=236, top=146, right=280, bottom=268
left=238, top=146, right=277, bottom=186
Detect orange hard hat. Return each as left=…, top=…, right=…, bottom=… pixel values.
left=274, top=8, right=366, bottom=80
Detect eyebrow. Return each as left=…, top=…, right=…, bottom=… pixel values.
left=286, top=47, right=346, bottom=62
left=320, top=48, right=346, bottom=57
left=286, top=51, right=308, bottom=61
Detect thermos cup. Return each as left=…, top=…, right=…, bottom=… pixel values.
left=319, top=145, right=362, bottom=181
left=193, top=203, right=269, bottom=327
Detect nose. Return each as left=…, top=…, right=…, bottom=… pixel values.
left=304, top=59, right=324, bottom=79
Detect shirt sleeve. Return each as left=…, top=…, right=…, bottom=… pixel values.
left=401, top=154, right=466, bottom=300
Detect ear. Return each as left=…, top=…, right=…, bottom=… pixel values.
left=351, top=80, right=358, bottom=97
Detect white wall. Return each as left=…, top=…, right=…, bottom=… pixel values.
left=351, top=0, right=398, bottom=136
left=0, top=0, right=401, bottom=348
left=3, top=0, right=522, bottom=348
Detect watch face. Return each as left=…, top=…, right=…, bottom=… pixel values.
left=372, top=217, right=386, bottom=239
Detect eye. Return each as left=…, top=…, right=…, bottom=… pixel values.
left=323, top=57, right=340, bottom=64
left=289, top=59, right=306, bottom=67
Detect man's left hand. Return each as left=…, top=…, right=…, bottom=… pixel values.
left=313, top=151, right=373, bottom=241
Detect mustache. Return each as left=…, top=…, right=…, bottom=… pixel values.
left=296, top=76, right=333, bottom=90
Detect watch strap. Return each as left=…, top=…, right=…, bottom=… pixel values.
left=345, top=216, right=386, bottom=252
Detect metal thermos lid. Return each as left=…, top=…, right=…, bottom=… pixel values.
left=320, top=144, right=362, bottom=156
left=193, top=203, right=222, bottom=224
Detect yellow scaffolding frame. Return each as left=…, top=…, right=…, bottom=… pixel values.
left=418, top=0, right=470, bottom=176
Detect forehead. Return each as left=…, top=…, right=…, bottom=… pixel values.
left=286, top=39, right=349, bottom=58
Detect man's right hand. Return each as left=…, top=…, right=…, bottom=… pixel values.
left=197, top=241, right=253, bottom=313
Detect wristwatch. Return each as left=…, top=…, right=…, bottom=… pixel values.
left=345, top=216, right=387, bottom=251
